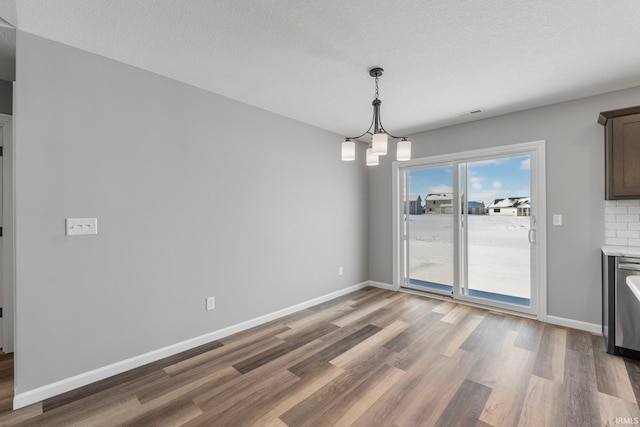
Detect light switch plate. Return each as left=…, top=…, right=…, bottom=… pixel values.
left=553, top=214, right=562, bottom=226
left=66, top=218, right=98, bottom=236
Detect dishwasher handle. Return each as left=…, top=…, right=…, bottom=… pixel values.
left=628, top=277, right=640, bottom=302
left=619, top=263, right=640, bottom=271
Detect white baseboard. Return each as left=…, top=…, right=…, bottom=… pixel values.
left=13, top=281, right=369, bottom=410
left=367, top=280, right=397, bottom=291
left=545, top=315, right=602, bottom=335
left=366, top=281, right=602, bottom=335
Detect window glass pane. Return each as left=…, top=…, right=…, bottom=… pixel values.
left=466, top=155, right=531, bottom=306
left=406, top=165, right=454, bottom=291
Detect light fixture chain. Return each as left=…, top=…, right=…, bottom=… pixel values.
left=374, top=76, right=379, bottom=100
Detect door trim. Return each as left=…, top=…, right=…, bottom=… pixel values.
left=0, top=113, right=14, bottom=352
left=392, top=140, right=547, bottom=320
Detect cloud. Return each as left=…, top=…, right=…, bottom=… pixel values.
left=428, top=184, right=453, bottom=194
left=470, top=176, right=483, bottom=190
left=492, top=180, right=502, bottom=189
left=520, top=158, right=530, bottom=170
left=519, top=186, right=531, bottom=196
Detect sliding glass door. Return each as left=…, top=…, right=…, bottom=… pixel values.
left=402, top=164, right=455, bottom=296
left=396, top=142, right=545, bottom=316
left=459, top=155, right=533, bottom=308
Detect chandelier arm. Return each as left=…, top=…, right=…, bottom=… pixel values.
left=346, top=131, right=373, bottom=140
left=345, top=109, right=376, bottom=141
left=377, top=120, right=407, bottom=140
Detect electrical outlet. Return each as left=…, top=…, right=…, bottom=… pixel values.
left=206, top=296, right=215, bottom=311
left=339, top=267, right=343, bottom=276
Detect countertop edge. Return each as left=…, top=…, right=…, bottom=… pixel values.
left=602, top=245, right=640, bottom=257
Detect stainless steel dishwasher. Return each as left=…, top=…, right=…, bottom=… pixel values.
left=615, top=257, right=640, bottom=357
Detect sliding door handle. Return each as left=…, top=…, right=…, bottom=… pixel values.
left=528, top=229, right=536, bottom=244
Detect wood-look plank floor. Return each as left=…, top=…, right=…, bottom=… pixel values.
left=1, top=287, right=640, bottom=426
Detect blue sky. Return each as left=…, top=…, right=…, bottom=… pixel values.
left=409, top=155, right=530, bottom=205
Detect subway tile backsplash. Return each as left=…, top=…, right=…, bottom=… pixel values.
left=605, top=200, right=640, bottom=246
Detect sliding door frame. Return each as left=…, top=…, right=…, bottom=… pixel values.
left=392, top=140, right=547, bottom=320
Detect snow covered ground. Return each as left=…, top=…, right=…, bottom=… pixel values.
left=407, top=214, right=531, bottom=298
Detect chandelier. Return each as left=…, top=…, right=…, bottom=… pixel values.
left=341, top=67, right=411, bottom=165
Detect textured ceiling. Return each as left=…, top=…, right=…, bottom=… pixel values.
left=3, top=1, right=640, bottom=136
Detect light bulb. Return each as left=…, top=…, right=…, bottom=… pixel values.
left=397, top=139, right=411, bottom=161
left=366, top=148, right=379, bottom=166
left=341, top=139, right=355, bottom=161
left=371, top=132, right=388, bottom=155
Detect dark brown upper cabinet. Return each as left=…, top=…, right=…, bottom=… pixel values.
left=599, top=106, right=640, bottom=200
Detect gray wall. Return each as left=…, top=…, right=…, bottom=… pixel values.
left=0, top=79, right=11, bottom=114
left=14, top=32, right=368, bottom=394
left=369, top=86, right=640, bottom=325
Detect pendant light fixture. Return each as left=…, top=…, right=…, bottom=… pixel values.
left=366, top=147, right=379, bottom=166
left=341, top=67, right=411, bottom=165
